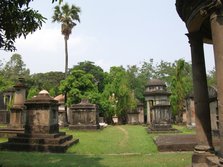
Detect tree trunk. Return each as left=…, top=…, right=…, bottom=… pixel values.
left=64, top=36, right=68, bottom=78
left=64, top=36, right=68, bottom=124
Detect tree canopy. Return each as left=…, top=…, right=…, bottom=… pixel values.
left=1, top=53, right=217, bottom=123
left=59, top=69, right=98, bottom=105
left=0, top=0, right=46, bottom=51
left=0, top=0, right=65, bottom=51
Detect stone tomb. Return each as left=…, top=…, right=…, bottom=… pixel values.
left=0, top=92, right=9, bottom=124
left=0, top=90, right=79, bottom=153
left=0, top=79, right=25, bottom=136
left=145, top=79, right=177, bottom=132
left=9, top=78, right=26, bottom=129
left=69, top=99, right=100, bottom=130
left=127, top=103, right=144, bottom=124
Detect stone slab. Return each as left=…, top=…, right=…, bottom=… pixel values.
left=0, top=128, right=24, bottom=137
left=155, top=134, right=197, bottom=151
left=148, top=127, right=180, bottom=134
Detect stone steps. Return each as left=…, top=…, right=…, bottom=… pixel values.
left=0, top=132, right=79, bottom=153
left=17, top=132, right=66, bottom=138
left=44, top=135, right=73, bottom=144
left=1, top=138, right=79, bottom=153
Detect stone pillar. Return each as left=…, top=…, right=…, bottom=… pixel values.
left=147, top=101, right=151, bottom=124
left=187, top=32, right=214, bottom=163
left=9, top=78, right=26, bottom=128
left=211, top=7, right=223, bottom=162
left=13, top=78, right=26, bottom=108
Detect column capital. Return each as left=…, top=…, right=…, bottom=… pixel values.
left=186, top=31, right=203, bottom=46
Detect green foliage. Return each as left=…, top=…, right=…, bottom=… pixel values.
left=52, top=0, right=63, bottom=4
left=29, top=71, right=64, bottom=96
left=0, top=0, right=46, bottom=51
left=170, top=59, right=193, bottom=118
left=102, top=67, right=137, bottom=122
left=207, top=68, right=216, bottom=86
left=27, top=87, right=39, bottom=99
left=155, top=60, right=176, bottom=87
left=0, top=54, right=29, bottom=92
left=0, top=75, right=14, bottom=92
left=52, top=3, right=81, bottom=39
left=2, top=54, right=30, bottom=83
left=72, top=61, right=106, bottom=92
left=60, top=69, right=98, bottom=105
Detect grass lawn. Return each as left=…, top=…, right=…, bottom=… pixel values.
left=0, top=125, right=193, bottom=167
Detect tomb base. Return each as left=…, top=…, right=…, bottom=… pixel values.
left=148, top=123, right=179, bottom=133
left=0, top=132, right=79, bottom=153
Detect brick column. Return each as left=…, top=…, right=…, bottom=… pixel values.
left=187, top=32, right=213, bottom=164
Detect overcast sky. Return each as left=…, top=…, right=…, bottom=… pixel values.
left=0, top=0, right=215, bottom=74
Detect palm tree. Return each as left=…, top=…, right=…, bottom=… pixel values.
left=52, top=3, right=81, bottom=123
left=52, top=3, right=81, bottom=78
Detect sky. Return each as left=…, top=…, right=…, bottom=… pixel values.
left=0, top=0, right=215, bottom=74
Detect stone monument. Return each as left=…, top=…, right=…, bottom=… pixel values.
left=54, top=94, right=67, bottom=127
left=144, top=79, right=175, bottom=132
left=69, top=99, right=100, bottom=130
left=0, top=92, right=9, bottom=124
left=0, top=90, right=79, bottom=152
left=8, top=78, right=26, bottom=129
left=127, top=103, right=144, bottom=124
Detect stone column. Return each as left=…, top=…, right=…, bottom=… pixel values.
left=187, top=32, right=213, bottom=163
left=211, top=7, right=223, bottom=162
left=146, top=101, right=151, bottom=124
left=13, top=78, right=26, bottom=108
left=9, top=78, right=26, bottom=128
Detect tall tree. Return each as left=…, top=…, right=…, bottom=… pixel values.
left=3, top=53, right=30, bottom=83
left=52, top=3, right=81, bottom=79
left=52, top=3, right=81, bottom=123
left=170, top=59, right=192, bottom=122
left=103, top=66, right=137, bottom=123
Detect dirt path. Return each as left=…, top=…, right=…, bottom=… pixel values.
left=116, top=126, right=129, bottom=147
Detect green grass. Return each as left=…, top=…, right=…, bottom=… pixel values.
left=0, top=151, right=192, bottom=167
left=0, top=124, right=7, bottom=128
left=65, top=125, right=157, bottom=154
left=0, top=125, right=193, bottom=167
left=173, top=125, right=195, bottom=134
left=0, top=138, right=7, bottom=143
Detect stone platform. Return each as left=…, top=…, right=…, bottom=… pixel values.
left=0, top=132, right=79, bottom=153
left=154, top=134, right=197, bottom=152
left=148, top=124, right=180, bottom=134
left=0, top=128, right=23, bottom=137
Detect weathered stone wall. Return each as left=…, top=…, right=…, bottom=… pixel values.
left=70, top=109, right=97, bottom=125
left=127, top=113, right=139, bottom=124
